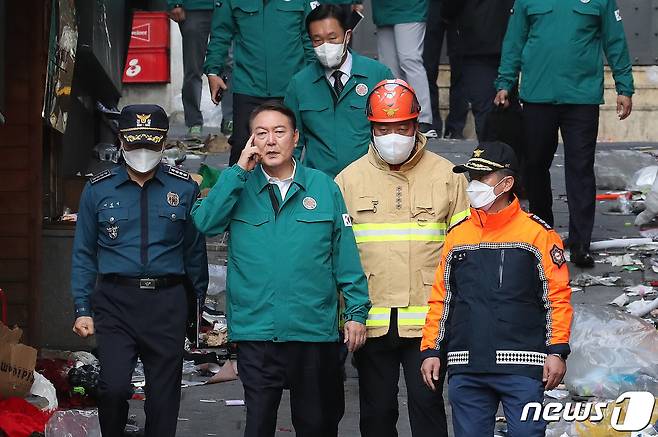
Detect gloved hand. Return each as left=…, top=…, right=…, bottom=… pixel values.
left=636, top=188, right=658, bottom=226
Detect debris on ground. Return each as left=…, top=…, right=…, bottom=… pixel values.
left=626, top=297, right=658, bottom=317
left=45, top=409, right=101, bottom=437
left=589, top=238, right=653, bottom=251
left=609, top=293, right=629, bottom=307
left=601, top=253, right=643, bottom=267
left=564, top=304, right=658, bottom=399
left=0, top=397, right=53, bottom=437
left=225, top=400, right=245, bottom=406
left=625, top=284, right=656, bottom=297
left=571, top=274, right=621, bottom=287
left=594, top=150, right=657, bottom=190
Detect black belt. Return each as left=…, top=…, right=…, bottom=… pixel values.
left=100, top=274, right=185, bottom=290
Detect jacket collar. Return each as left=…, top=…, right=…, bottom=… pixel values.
left=367, top=132, right=428, bottom=172
left=470, top=197, right=522, bottom=229
left=254, top=159, right=307, bottom=193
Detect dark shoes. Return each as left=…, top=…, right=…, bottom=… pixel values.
left=570, top=244, right=594, bottom=268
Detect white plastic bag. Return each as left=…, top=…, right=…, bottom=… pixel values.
left=630, top=166, right=658, bottom=192
left=45, top=409, right=101, bottom=437
left=207, top=264, right=227, bottom=296
left=30, top=371, right=58, bottom=411
left=564, top=304, right=658, bottom=398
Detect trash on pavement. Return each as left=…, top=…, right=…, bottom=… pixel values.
left=45, top=409, right=101, bottom=437
left=0, top=323, right=37, bottom=398
left=609, top=293, right=629, bottom=307
left=589, top=238, right=652, bottom=251
left=68, top=363, right=100, bottom=398
left=225, top=399, right=245, bottom=406
left=602, top=254, right=642, bottom=267
left=544, top=389, right=570, bottom=400
left=564, top=304, right=658, bottom=398
left=594, top=150, right=657, bottom=190
left=0, top=397, right=53, bottom=437
left=571, top=274, right=620, bottom=287
left=206, top=264, right=227, bottom=296
left=630, top=165, right=658, bottom=192
left=206, top=359, right=239, bottom=385
left=635, top=166, right=658, bottom=226
left=30, top=371, right=58, bottom=411
left=625, top=284, right=657, bottom=297
left=626, top=297, right=658, bottom=317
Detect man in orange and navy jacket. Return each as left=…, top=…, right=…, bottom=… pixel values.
left=420, top=141, right=573, bottom=437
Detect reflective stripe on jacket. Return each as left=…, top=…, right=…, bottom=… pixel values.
left=335, top=134, right=470, bottom=338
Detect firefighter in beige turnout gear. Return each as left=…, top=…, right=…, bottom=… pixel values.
left=335, top=79, right=469, bottom=437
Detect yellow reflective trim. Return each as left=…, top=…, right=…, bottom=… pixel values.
left=449, top=209, right=470, bottom=228
left=368, top=307, right=391, bottom=315
left=355, top=234, right=445, bottom=243
left=353, top=222, right=447, bottom=231
left=398, top=319, right=426, bottom=326
left=366, top=319, right=390, bottom=327
left=398, top=306, right=429, bottom=314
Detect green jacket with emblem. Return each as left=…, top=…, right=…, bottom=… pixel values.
left=204, top=0, right=315, bottom=97
left=284, top=51, right=393, bottom=179
left=167, top=0, right=216, bottom=10
left=191, top=163, right=371, bottom=342
left=371, top=0, right=428, bottom=26
left=495, top=0, right=634, bottom=104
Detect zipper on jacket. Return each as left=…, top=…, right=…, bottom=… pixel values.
left=498, top=249, right=505, bottom=288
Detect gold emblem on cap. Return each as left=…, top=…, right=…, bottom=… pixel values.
left=136, top=113, right=152, bottom=127
left=473, top=149, right=484, bottom=158
left=383, top=107, right=399, bottom=117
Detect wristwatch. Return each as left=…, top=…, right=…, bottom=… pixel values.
left=550, top=353, right=567, bottom=361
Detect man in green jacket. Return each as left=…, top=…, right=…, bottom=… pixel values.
left=371, top=0, right=436, bottom=137
left=284, top=4, right=392, bottom=178
left=204, top=0, right=315, bottom=166
left=192, top=101, right=370, bottom=437
left=168, top=0, right=220, bottom=138
left=494, top=0, right=634, bottom=267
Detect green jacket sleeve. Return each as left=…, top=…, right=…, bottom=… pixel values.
left=191, top=164, right=249, bottom=236
left=204, top=1, right=235, bottom=75
left=331, top=184, right=371, bottom=325
left=302, top=3, right=316, bottom=65
left=183, top=183, right=209, bottom=300
left=283, top=78, right=306, bottom=161
left=601, top=0, right=634, bottom=96
left=495, top=2, right=528, bottom=92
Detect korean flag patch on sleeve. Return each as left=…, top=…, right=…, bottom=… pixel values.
left=342, top=213, right=353, bottom=227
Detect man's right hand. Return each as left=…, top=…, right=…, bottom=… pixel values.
left=73, top=316, right=95, bottom=338
left=208, top=75, right=228, bottom=105
left=237, top=134, right=261, bottom=172
left=494, top=89, right=510, bottom=108
left=169, top=7, right=186, bottom=23
left=421, top=357, right=442, bottom=391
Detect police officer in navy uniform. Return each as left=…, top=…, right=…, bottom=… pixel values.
left=70, top=104, right=209, bottom=437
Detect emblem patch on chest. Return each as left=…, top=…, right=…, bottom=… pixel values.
left=167, top=191, right=180, bottom=207
left=550, top=244, right=566, bottom=268
left=302, top=196, right=317, bottom=210
left=355, top=83, right=369, bottom=96
left=107, top=225, right=119, bottom=240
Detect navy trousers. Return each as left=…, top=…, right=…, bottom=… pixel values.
left=448, top=373, right=546, bottom=437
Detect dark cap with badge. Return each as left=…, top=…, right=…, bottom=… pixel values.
left=453, top=141, right=519, bottom=174
left=118, top=104, right=169, bottom=147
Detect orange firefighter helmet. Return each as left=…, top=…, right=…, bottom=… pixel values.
left=366, top=79, right=421, bottom=123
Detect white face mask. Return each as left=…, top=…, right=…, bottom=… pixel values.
left=121, top=146, right=163, bottom=173
left=314, top=32, right=350, bottom=69
left=466, top=178, right=508, bottom=211
left=372, top=133, right=416, bottom=165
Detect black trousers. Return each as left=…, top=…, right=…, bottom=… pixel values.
left=422, top=0, right=468, bottom=135
left=229, top=93, right=283, bottom=165
left=178, top=10, right=213, bottom=128
left=522, top=103, right=600, bottom=247
left=237, top=341, right=345, bottom=437
left=92, top=281, right=187, bottom=437
left=354, top=311, right=448, bottom=437
left=454, top=56, right=499, bottom=140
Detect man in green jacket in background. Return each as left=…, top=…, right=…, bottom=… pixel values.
left=494, top=0, right=634, bottom=267
left=285, top=4, right=392, bottom=178
left=192, top=101, right=370, bottom=437
left=204, top=0, right=315, bottom=166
